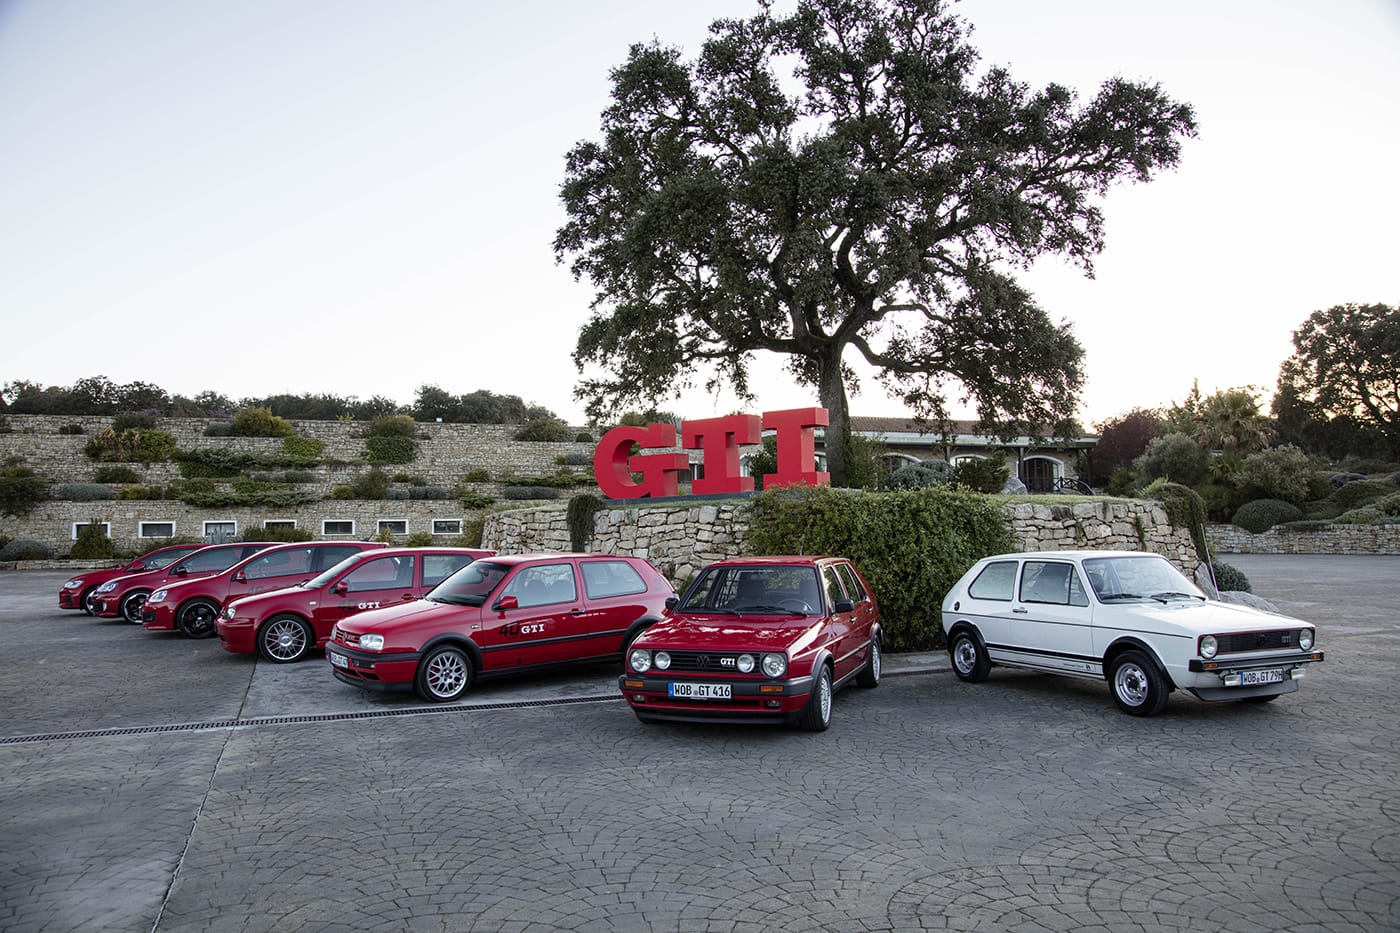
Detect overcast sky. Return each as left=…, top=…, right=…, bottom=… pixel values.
left=1, top=0, right=1396, bottom=428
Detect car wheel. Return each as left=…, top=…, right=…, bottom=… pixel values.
left=856, top=637, right=881, bottom=688
left=79, top=588, right=98, bottom=616
left=415, top=645, right=473, bottom=702
left=797, top=663, right=834, bottom=732
left=1109, top=650, right=1170, bottom=716
left=121, top=590, right=151, bottom=624
left=950, top=630, right=990, bottom=683
left=258, top=615, right=313, bottom=663
left=176, top=599, right=221, bottom=639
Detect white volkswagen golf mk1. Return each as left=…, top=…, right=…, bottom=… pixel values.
left=941, top=550, right=1325, bottom=716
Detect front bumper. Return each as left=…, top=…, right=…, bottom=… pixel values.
left=618, top=672, right=815, bottom=723
left=217, top=619, right=256, bottom=653
left=59, top=590, right=83, bottom=610
left=325, top=642, right=419, bottom=690
left=1184, top=649, right=1324, bottom=701
left=142, top=604, right=176, bottom=631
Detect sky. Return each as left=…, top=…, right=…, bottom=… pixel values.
left=1, top=0, right=1396, bottom=429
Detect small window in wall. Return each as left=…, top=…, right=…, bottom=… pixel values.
left=377, top=520, right=408, bottom=536
left=139, top=522, right=176, bottom=539
left=263, top=520, right=297, bottom=532
left=431, top=519, right=462, bottom=536
left=72, top=522, right=111, bottom=540
left=322, top=520, right=355, bottom=536
left=203, top=520, right=237, bottom=542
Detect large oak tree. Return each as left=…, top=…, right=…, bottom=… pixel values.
left=556, top=0, right=1196, bottom=483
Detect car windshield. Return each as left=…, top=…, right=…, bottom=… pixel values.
left=425, top=560, right=510, bottom=607
left=302, top=554, right=368, bottom=590
left=680, top=565, right=822, bottom=615
left=1082, top=555, right=1206, bottom=603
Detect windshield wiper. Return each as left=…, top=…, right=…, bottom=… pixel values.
left=1096, top=592, right=1145, bottom=601
left=1151, top=591, right=1206, bottom=603
left=735, top=604, right=807, bottom=616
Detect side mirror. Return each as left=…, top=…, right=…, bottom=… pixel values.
left=172, top=566, right=188, bottom=576
left=835, top=598, right=855, bottom=613
left=333, top=581, right=349, bottom=595
left=494, top=595, right=519, bottom=612
left=233, top=570, right=248, bottom=583
left=665, top=595, right=679, bottom=611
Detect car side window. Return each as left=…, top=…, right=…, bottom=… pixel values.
left=502, top=563, right=578, bottom=608
left=581, top=560, right=647, bottom=599
left=315, top=545, right=363, bottom=571
left=423, top=554, right=474, bottom=588
left=967, top=561, right=1017, bottom=601
left=834, top=563, right=867, bottom=603
left=183, top=550, right=241, bottom=572
left=344, top=555, right=413, bottom=592
left=245, top=548, right=313, bottom=579
left=823, top=567, right=846, bottom=607
left=1020, top=561, right=1085, bottom=606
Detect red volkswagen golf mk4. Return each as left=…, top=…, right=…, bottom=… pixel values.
left=88, top=542, right=277, bottom=623
left=59, top=543, right=205, bottom=613
left=328, top=553, right=675, bottom=702
left=620, top=556, right=882, bottom=732
left=216, top=546, right=495, bottom=663
left=141, top=541, right=386, bottom=638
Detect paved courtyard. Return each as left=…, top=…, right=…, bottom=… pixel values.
left=1, top=554, right=1397, bottom=931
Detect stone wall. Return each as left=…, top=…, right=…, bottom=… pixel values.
left=483, top=497, right=1200, bottom=586
left=1207, top=522, right=1400, bottom=555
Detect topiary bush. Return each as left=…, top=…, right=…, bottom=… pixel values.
left=231, top=407, right=295, bottom=438
left=364, top=434, right=417, bottom=464
left=745, top=485, right=1013, bottom=651
left=1336, top=507, right=1382, bottom=525
left=1231, top=498, right=1304, bottom=534
left=55, top=483, right=117, bottom=501
left=93, top=465, right=141, bottom=484
left=1331, top=479, right=1393, bottom=510
left=0, top=538, right=52, bottom=561
left=407, top=486, right=452, bottom=500
left=1210, top=560, right=1251, bottom=593
left=557, top=452, right=593, bottom=467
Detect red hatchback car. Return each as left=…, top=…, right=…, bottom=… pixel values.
left=328, top=553, right=675, bottom=702
left=59, top=543, right=205, bottom=613
left=217, top=547, right=496, bottom=663
left=142, top=541, right=386, bottom=638
left=620, top=556, right=881, bottom=731
left=89, top=542, right=277, bottom=623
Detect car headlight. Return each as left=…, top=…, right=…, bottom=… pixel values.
left=95, top=581, right=117, bottom=593
left=220, top=607, right=236, bottom=621
left=761, top=653, right=787, bottom=678
left=1299, top=628, right=1314, bottom=650
left=737, top=653, right=756, bottom=673
left=63, top=579, right=84, bottom=589
left=654, top=651, right=672, bottom=671
left=151, top=589, right=168, bottom=603
left=358, top=633, right=385, bottom=652
left=1199, top=635, right=1218, bottom=659
left=629, top=648, right=651, bottom=672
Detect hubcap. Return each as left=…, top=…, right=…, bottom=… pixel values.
left=1115, top=663, right=1149, bottom=706
left=870, top=643, right=881, bottom=679
left=426, top=652, right=468, bottom=698
left=265, top=621, right=307, bottom=661
left=183, top=605, right=215, bottom=636
left=818, top=671, right=832, bottom=723
left=123, top=594, right=148, bottom=624
left=954, top=638, right=977, bottom=674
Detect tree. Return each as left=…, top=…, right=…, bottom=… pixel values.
left=1090, top=408, right=1163, bottom=485
left=1275, top=303, right=1400, bottom=459
left=556, top=0, right=1196, bottom=484
left=1133, top=433, right=1206, bottom=487
left=1195, top=387, right=1274, bottom=452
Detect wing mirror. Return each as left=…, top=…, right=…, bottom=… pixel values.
left=494, top=595, right=519, bottom=612
left=333, top=581, right=349, bottom=595
left=835, top=598, right=855, bottom=613
left=233, top=570, right=248, bottom=583
left=172, top=566, right=188, bottom=576
left=665, top=595, right=679, bottom=611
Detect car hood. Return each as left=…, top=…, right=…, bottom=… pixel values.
left=337, top=599, right=466, bottom=633
left=1112, top=599, right=1307, bottom=634
left=227, top=584, right=310, bottom=611
left=635, top=612, right=821, bottom=653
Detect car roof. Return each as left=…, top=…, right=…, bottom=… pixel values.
left=703, top=556, right=842, bottom=568
left=477, top=553, right=638, bottom=565
left=983, top=550, right=1162, bottom=561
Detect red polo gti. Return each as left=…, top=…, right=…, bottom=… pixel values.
left=619, top=556, right=882, bottom=731
left=328, top=553, right=675, bottom=702
left=141, top=541, right=387, bottom=638
left=217, top=547, right=495, bottom=663
left=88, top=542, right=277, bottom=623
left=59, top=543, right=205, bottom=613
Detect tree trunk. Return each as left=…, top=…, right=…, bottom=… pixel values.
left=817, top=352, right=851, bottom=487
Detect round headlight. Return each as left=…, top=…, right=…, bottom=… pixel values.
left=1299, top=628, right=1314, bottom=650
left=629, top=648, right=651, bottom=672
left=761, top=653, right=787, bottom=678
left=151, top=589, right=168, bottom=603
left=654, top=651, right=672, bottom=671
left=359, top=633, right=385, bottom=652
left=96, top=581, right=117, bottom=593
left=737, top=653, right=756, bottom=673
left=1199, top=635, right=1218, bottom=659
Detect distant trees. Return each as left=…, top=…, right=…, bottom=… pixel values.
left=411, top=385, right=557, bottom=424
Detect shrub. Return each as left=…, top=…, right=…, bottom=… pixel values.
left=1377, top=492, right=1400, bottom=517
left=1192, top=480, right=1239, bottom=523
left=1338, top=458, right=1397, bottom=476
left=393, top=473, right=427, bottom=484
left=1133, top=433, right=1206, bottom=486
left=118, top=484, right=166, bottom=500
left=1233, top=445, right=1314, bottom=505
left=403, top=531, right=436, bottom=547
left=950, top=456, right=1009, bottom=493
left=1336, top=507, right=1382, bottom=525
left=203, top=421, right=234, bottom=437
left=93, top=465, right=141, bottom=484
left=502, top=486, right=559, bottom=500
left=745, top=485, right=1013, bottom=651
left=366, top=414, right=418, bottom=437
left=463, top=468, right=491, bottom=483
left=280, top=435, right=324, bottom=463
left=1329, top=471, right=1365, bottom=490
left=1279, top=520, right=1334, bottom=532
left=514, top=416, right=572, bottom=442
left=384, top=488, right=410, bottom=500
left=178, top=482, right=317, bottom=508
left=407, top=486, right=452, bottom=500
left=1210, top=561, right=1251, bottom=593
left=0, top=538, right=52, bottom=561
left=574, top=432, right=594, bottom=443
left=1331, top=479, right=1393, bottom=510
left=111, top=412, right=156, bottom=431
left=333, top=468, right=392, bottom=499
left=364, top=435, right=418, bottom=464
left=259, top=524, right=314, bottom=542
left=450, top=519, right=486, bottom=548
left=1140, top=480, right=1210, bottom=560
left=58, top=423, right=85, bottom=435
left=175, top=448, right=253, bottom=479
left=884, top=460, right=951, bottom=489
left=501, top=473, right=597, bottom=489
left=557, top=452, right=593, bottom=467
left=84, top=428, right=177, bottom=463
left=0, top=464, right=49, bottom=516
left=461, top=492, right=495, bottom=509
left=56, top=483, right=117, bottom=501
left=230, top=407, right=295, bottom=438
left=70, top=520, right=117, bottom=559
left=567, top=493, right=605, bottom=550
left=1231, top=498, right=1303, bottom=534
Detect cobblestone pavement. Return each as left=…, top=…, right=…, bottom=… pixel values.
left=1, top=556, right=1397, bottom=932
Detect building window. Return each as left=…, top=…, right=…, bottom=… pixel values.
left=322, top=520, right=355, bottom=536
left=377, top=520, right=408, bottom=536
left=431, top=519, right=462, bottom=536
left=203, top=520, right=237, bottom=542
left=139, top=522, right=176, bottom=539
left=72, top=521, right=111, bottom=540
left=263, top=520, right=297, bottom=531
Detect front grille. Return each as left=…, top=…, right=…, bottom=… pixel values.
left=662, top=651, right=743, bottom=673
left=1219, top=630, right=1299, bottom=654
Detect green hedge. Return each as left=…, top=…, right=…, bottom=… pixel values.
left=743, top=485, right=1013, bottom=652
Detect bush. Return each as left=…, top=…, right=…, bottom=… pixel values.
left=1233, top=445, right=1314, bottom=505
left=407, top=486, right=452, bottom=500
left=575, top=432, right=594, bottom=443
left=1192, top=480, right=1240, bottom=523
left=280, top=435, right=324, bottom=463
left=366, top=414, right=418, bottom=438
left=461, top=492, right=495, bottom=509
left=1329, top=471, right=1365, bottom=489
left=1133, top=433, right=1206, bottom=486
left=93, top=465, right=141, bottom=484
left=261, top=524, right=314, bottom=542
left=177, top=482, right=317, bottom=508
left=1231, top=498, right=1303, bottom=534
left=1377, top=492, right=1400, bottom=517
left=393, top=473, right=427, bottom=484
left=884, top=460, right=952, bottom=489
left=403, top=531, right=436, bottom=547
left=463, top=468, right=491, bottom=483
left=384, top=488, right=410, bottom=500
left=500, top=473, right=597, bottom=489
left=567, top=493, right=605, bottom=551
left=70, top=520, right=117, bottom=559
left=1336, top=507, right=1382, bottom=525
left=1331, top=479, right=1393, bottom=510
left=56, top=483, right=117, bottom=501
left=0, top=538, right=52, bottom=561
left=1279, top=520, right=1334, bottom=532
left=449, top=520, right=486, bottom=548
left=1141, top=480, right=1210, bottom=560
left=745, top=485, right=1013, bottom=651
left=203, top=421, right=234, bottom=437
left=175, top=448, right=254, bottom=479
left=111, top=412, right=156, bottom=431
left=118, top=484, right=166, bottom=500
left=1210, top=561, right=1251, bottom=593
left=557, top=452, right=593, bottom=467
left=501, top=485, right=559, bottom=500
left=364, top=435, right=418, bottom=464
left=514, top=416, right=572, bottom=442
left=333, top=468, right=392, bottom=500
left=950, top=456, right=1009, bottom=493
left=0, top=464, right=49, bottom=516
left=84, top=428, right=177, bottom=463
left=231, top=407, right=295, bottom=438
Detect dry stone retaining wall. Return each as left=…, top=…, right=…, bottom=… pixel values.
left=1207, top=522, right=1400, bottom=555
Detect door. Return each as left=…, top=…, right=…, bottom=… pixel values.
left=577, top=558, right=655, bottom=654
left=1006, top=559, right=1097, bottom=674
left=480, top=561, right=583, bottom=671
left=311, top=553, right=418, bottom=642
left=821, top=565, right=858, bottom=679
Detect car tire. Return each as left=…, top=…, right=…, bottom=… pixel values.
left=1109, top=649, right=1170, bottom=716
left=415, top=645, right=473, bottom=702
left=258, top=615, right=313, bottom=664
left=79, top=588, right=98, bottom=616
left=856, top=637, right=881, bottom=688
left=176, top=599, right=221, bottom=639
left=950, top=630, right=991, bottom=683
left=121, top=590, right=151, bottom=624
left=797, top=663, right=833, bottom=732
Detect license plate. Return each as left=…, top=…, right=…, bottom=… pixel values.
left=329, top=651, right=348, bottom=669
left=668, top=682, right=731, bottom=700
left=1240, top=668, right=1284, bottom=685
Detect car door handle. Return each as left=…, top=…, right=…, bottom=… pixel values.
left=400, top=594, right=415, bottom=601
left=570, top=608, right=584, bottom=616
left=1013, top=607, right=1028, bottom=613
